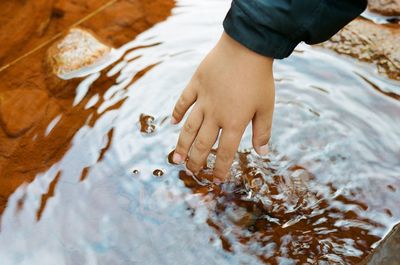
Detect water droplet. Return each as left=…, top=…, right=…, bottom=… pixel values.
left=153, top=169, right=164, bottom=177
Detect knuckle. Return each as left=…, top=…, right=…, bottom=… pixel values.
left=173, top=106, right=183, bottom=117
left=187, top=160, right=202, bottom=172
left=183, top=122, right=196, bottom=134
left=194, top=73, right=203, bottom=87
left=227, top=120, right=243, bottom=131
left=178, top=95, right=188, bottom=108
left=194, top=138, right=208, bottom=153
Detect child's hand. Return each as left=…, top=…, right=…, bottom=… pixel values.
left=171, top=32, right=275, bottom=180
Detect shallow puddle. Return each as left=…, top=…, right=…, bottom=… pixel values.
left=0, top=0, right=399, bottom=264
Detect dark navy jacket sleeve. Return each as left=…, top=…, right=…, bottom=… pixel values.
left=223, top=0, right=367, bottom=59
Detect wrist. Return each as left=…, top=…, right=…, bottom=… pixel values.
left=219, top=32, right=274, bottom=68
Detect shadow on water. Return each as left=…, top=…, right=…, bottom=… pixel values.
left=0, top=0, right=399, bottom=264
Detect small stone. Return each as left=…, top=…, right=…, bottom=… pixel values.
left=139, top=114, right=156, bottom=134
left=387, top=184, right=397, bottom=192
left=47, top=28, right=111, bottom=78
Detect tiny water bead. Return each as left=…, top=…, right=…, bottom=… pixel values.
left=153, top=169, right=164, bottom=177
left=132, top=169, right=140, bottom=175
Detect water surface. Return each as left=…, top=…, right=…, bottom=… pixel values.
left=1, top=1, right=399, bottom=264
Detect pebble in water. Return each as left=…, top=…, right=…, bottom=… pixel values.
left=47, top=28, right=111, bottom=79
left=153, top=169, right=164, bottom=177
left=139, top=114, right=156, bottom=134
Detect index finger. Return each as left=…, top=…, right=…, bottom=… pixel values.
left=214, top=129, right=243, bottom=180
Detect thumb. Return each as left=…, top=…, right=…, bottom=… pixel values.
left=252, top=110, right=272, bottom=156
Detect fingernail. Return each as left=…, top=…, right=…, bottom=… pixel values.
left=256, top=144, right=269, bottom=156
left=172, top=152, right=184, bottom=164
left=170, top=117, right=178, bottom=125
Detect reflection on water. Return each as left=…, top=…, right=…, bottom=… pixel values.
left=0, top=0, right=399, bottom=264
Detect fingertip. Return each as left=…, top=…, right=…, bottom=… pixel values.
left=170, top=116, right=178, bottom=125
left=255, top=144, right=269, bottom=156
left=172, top=152, right=185, bottom=164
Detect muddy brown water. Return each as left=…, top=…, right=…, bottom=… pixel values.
left=0, top=0, right=400, bottom=264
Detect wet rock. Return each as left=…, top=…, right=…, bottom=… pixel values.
left=0, top=0, right=113, bottom=67
left=139, top=114, right=156, bottom=134
left=368, top=0, right=400, bottom=16
left=362, top=223, right=400, bottom=265
left=47, top=28, right=111, bottom=78
left=321, top=18, right=400, bottom=80
left=0, top=89, right=49, bottom=137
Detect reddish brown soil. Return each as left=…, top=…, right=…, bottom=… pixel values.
left=0, top=0, right=175, bottom=216
left=0, top=0, right=111, bottom=67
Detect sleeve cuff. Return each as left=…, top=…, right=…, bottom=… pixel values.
left=223, top=1, right=299, bottom=59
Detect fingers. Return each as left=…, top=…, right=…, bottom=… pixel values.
left=173, top=106, right=203, bottom=164
left=171, top=85, right=197, bottom=124
left=252, top=110, right=272, bottom=156
left=186, top=122, right=220, bottom=174
left=214, top=128, right=244, bottom=179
